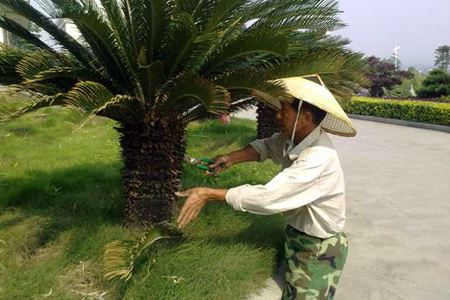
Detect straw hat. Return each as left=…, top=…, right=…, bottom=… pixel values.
left=253, top=75, right=357, bottom=137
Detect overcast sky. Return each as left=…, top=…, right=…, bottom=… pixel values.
left=335, top=0, right=450, bottom=69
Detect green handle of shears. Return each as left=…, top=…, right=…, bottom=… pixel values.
left=197, top=165, right=210, bottom=171
left=200, top=158, right=215, bottom=164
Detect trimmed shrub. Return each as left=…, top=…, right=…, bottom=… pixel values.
left=344, top=97, right=450, bottom=126
left=417, top=69, right=450, bottom=98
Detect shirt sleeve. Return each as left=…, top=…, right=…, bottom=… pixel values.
left=226, top=148, right=328, bottom=215
left=249, top=133, right=285, bottom=164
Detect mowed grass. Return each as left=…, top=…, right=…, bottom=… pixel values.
left=0, top=93, right=284, bottom=299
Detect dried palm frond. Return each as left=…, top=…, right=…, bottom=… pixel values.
left=103, top=222, right=183, bottom=282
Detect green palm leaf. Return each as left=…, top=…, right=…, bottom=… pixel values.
left=0, top=92, right=66, bottom=121
left=0, top=44, right=27, bottom=84
left=158, top=73, right=230, bottom=119
left=203, top=29, right=288, bottom=74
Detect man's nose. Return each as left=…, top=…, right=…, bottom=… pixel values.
left=275, top=110, right=281, bottom=120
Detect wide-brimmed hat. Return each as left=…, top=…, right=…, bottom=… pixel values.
left=253, top=75, right=356, bottom=137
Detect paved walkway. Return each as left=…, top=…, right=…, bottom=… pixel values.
left=237, top=110, right=450, bottom=299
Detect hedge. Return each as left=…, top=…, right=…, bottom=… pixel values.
left=343, top=97, right=450, bottom=127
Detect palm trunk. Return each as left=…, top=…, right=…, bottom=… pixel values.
left=256, top=102, right=279, bottom=139
left=117, top=117, right=186, bottom=226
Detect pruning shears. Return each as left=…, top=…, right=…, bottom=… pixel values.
left=185, top=156, right=223, bottom=176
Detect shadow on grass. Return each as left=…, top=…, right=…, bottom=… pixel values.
left=206, top=215, right=286, bottom=265
left=0, top=159, right=285, bottom=298
left=1, top=162, right=124, bottom=218
left=0, top=162, right=125, bottom=260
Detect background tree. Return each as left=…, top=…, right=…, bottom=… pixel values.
left=0, top=0, right=361, bottom=226
left=390, top=67, right=425, bottom=97
left=417, top=69, right=450, bottom=98
left=365, top=56, right=412, bottom=97
left=434, top=45, right=450, bottom=72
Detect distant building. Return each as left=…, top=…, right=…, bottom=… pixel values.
left=0, top=13, right=29, bottom=45
left=1, top=16, right=82, bottom=46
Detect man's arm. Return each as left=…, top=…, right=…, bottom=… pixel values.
left=210, top=145, right=260, bottom=173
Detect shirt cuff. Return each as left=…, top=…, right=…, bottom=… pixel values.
left=249, top=140, right=268, bottom=162
left=225, top=186, right=247, bottom=212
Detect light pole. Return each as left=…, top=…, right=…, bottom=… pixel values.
left=393, top=43, right=401, bottom=70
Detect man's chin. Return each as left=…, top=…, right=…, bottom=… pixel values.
left=279, top=130, right=289, bottom=137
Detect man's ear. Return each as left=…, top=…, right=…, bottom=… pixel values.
left=304, top=111, right=313, bottom=123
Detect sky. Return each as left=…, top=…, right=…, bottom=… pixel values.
left=335, top=0, right=450, bottom=70
left=1, top=0, right=448, bottom=71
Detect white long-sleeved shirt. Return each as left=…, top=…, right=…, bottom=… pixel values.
left=225, top=127, right=346, bottom=238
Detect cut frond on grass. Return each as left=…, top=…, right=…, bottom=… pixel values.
left=103, top=222, right=183, bottom=282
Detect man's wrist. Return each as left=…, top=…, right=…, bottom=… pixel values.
left=204, top=188, right=228, bottom=202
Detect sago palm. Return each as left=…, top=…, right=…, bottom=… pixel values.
left=0, top=0, right=362, bottom=226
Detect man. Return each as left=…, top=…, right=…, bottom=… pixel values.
left=176, top=76, right=356, bottom=299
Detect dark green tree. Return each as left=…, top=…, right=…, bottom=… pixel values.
left=434, top=45, right=450, bottom=72
left=417, top=69, right=450, bottom=98
left=0, top=0, right=362, bottom=225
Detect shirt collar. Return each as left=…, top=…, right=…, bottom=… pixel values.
left=286, top=126, right=322, bottom=160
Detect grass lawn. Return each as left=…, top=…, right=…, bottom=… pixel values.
left=0, top=92, right=284, bottom=299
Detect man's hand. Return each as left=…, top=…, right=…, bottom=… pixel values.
left=176, top=188, right=228, bottom=229
left=210, top=155, right=232, bottom=173
left=176, top=188, right=210, bottom=229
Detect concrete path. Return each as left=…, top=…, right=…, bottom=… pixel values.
left=236, top=110, right=450, bottom=300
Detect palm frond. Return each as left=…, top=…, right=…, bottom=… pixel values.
left=15, top=49, right=69, bottom=80
left=89, top=94, right=144, bottom=124
left=0, top=92, right=65, bottom=122
left=216, top=70, right=287, bottom=98
left=22, top=66, right=99, bottom=84
left=143, top=0, right=174, bottom=62
left=321, top=51, right=367, bottom=101
left=0, top=44, right=27, bottom=84
left=194, top=0, right=248, bottom=32
left=64, top=81, right=114, bottom=113
left=50, top=0, right=139, bottom=95
left=229, top=96, right=256, bottom=113
left=158, top=73, right=230, bottom=117
left=203, top=30, right=288, bottom=74
left=103, top=222, right=183, bottom=282
left=161, top=12, right=198, bottom=78
left=251, top=0, right=343, bottom=32
left=267, top=53, right=346, bottom=79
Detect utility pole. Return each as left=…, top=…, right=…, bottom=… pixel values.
left=393, top=43, right=401, bottom=71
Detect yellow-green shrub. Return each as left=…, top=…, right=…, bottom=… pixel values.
left=344, top=97, right=450, bottom=126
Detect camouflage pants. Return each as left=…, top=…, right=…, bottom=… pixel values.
left=282, top=226, right=348, bottom=300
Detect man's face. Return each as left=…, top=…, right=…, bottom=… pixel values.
left=276, top=101, right=299, bottom=137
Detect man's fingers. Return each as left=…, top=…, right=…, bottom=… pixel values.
left=176, top=190, right=191, bottom=197
left=178, top=200, right=199, bottom=226
left=177, top=199, right=204, bottom=228
left=178, top=208, right=197, bottom=228
left=177, top=197, right=196, bottom=225
left=177, top=200, right=190, bottom=224
left=210, top=156, right=227, bottom=169
left=178, top=211, right=190, bottom=228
